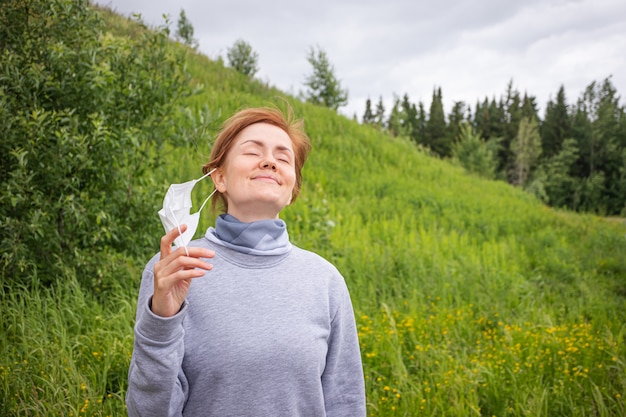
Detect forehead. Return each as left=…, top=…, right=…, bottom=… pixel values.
left=234, top=122, right=293, bottom=149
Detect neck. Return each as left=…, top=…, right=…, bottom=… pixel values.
left=227, top=206, right=281, bottom=223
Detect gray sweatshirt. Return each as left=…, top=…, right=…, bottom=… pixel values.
left=126, top=237, right=366, bottom=417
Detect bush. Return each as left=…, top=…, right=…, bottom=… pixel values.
left=0, top=0, right=192, bottom=292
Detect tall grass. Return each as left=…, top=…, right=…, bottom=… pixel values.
left=167, top=106, right=626, bottom=416
left=1, top=277, right=135, bottom=416
left=2, top=7, right=626, bottom=416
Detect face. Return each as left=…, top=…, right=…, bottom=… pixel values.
left=211, top=123, right=296, bottom=222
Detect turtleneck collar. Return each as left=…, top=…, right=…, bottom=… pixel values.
left=205, top=214, right=291, bottom=256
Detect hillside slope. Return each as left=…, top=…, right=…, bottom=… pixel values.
left=167, top=27, right=626, bottom=415
left=2, top=6, right=624, bottom=416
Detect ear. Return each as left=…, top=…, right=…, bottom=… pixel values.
left=210, top=168, right=227, bottom=193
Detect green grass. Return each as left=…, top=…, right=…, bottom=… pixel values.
left=1, top=278, right=136, bottom=416
left=2, top=6, right=626, bottom=416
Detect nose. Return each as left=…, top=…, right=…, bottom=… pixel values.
left=261, top=159, right=277, bottom=171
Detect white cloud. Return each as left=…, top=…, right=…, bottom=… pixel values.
left=95, top=0, right=626, bottom=119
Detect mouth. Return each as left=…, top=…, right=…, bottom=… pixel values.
left=252, top=175, right=280, bottom=185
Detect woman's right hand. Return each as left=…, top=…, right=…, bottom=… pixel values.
left=151, top=225, right=215, bottom=318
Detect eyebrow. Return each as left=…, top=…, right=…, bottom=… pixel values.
left=240, top=139, right=294, bottom=154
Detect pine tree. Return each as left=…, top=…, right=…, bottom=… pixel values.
left=488, top=98, right=506, bottom=140
left=426, top=87, right=448, bottom=156
left=362, top=98, right=374, bottom=124
left=401, top=94, right=418, bottom=143
left=374, top=96, right=386, bottom=128
left=521, top=93, right=540, bottom=121
left=303, top=45, right=348, bottom=111
left=415, top=102, right=428, bottom=146
left=541, top=85, right=571, bottom=159
left=474, top=98, right=491, bottom=139
left=447, top=101, right=467, bottom=150
left=502, top=81, right=522, bottom=177
left=580, top=78, right=624, bottom=213
left=387, top=95, right=407, bottom=137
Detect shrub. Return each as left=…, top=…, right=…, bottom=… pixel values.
left=0, top=0, right=192, bottom=292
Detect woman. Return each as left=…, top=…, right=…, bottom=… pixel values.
left=126, top=107, right=366, bottom=416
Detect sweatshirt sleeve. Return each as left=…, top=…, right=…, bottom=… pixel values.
left=126, top=263, right=189, bottom=417
left=322, top=280, right=367, bottom=417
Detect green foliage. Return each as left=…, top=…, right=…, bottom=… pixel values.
left=2, top=5, right=626, bottom=417
left=362, top=96, right=386, bottom=129
left=452, top=122, right=499, bottom=179
left=226, top=39, right=259, bottom=77
left=572, top=78, right=625, bottom=214
left=379, top=78, right=626, bottom=215
left=386, top=95, right=409, bottom=138
left=363, top=97, right=375, bottom=124
left=374, top=96, right=386, bottom=128
left=303, top=45, right=348, bottom=111
left=530, top=139, right=579, bottom=208
left=447, top=101, right=467, bottom=151
left=511, top=117, right=542, bottom=186
left=541, top=85, right=571, bottom=158
left=175, top=9, right=198, bottom=49
left=426, top=87, right=449, bottom=156
left=0, top=0, right=192, bottom=291
left=1, top=277, right=135, bottom=416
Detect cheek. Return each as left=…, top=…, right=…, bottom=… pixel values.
left=286, top=170, right=297, bottom=188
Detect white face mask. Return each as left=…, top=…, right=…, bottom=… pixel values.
left=158, top=168, right=217, bottom=254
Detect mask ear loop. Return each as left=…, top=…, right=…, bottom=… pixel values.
left=197, top=168, right=216, bottom=183
left=198, top=189, right=217, bottom=214
left=197, top=168, right=218, bottom=214
left=169, top=206, right=189, bottom=257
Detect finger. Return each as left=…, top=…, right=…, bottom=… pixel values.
left=160, top=224, right=188, bottom=256
left=153, top=268, right=208, bottom=297
left=166, top=254, right=214, bottom=274
left=162, top=247, right=214, bottom=269
left=163, top=267, right=208, bottom=285
left=155, top=251, right=213, bottom=277
left=182, top=246, right=215, bottom=260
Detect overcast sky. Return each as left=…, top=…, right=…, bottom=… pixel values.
left=94, top=0, right=626, bottom=120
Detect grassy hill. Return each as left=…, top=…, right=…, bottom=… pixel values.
left=2, top=5, right=625, bottom=416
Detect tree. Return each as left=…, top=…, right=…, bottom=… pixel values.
left=175, top=8, right=198, bottom=49
left=532, top=139, right=580, bottom=208
left=303, top=45, right=348, bottom=111
left=473, top=98, right=491, bottom=139
left=415, top=102, right=428, bottom=147
left=362, top=98, right=375, bottom=124
left=447, top=101, right=467, bottom=150
left=426, top=87, right=449, bottom=156
left=452, top=122, right=499, bottom=179
left=226, top=39, right=259, bottom=77
left=387, top=95, right=407, bottom=137
left=511, top=117, right=542, bottom=186
left=502, top=82, right=522, bottom=176
left=541, top=85, right=570, bottom=159
left=521, top=93, right=540, bottom=121
left=572, top=78, right=625, bottom=213
left=401, top=94, right=418, bottom=142
left=374, top=96, right=386, bottom=128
